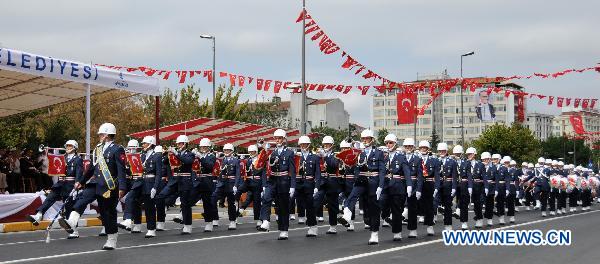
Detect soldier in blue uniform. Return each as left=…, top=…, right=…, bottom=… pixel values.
left=339, top=129, right=385, bottom=244
left=453, top=145, right=472, bottom=229
left=380, top=134, right=411, bottom=241
left=403, top=138, right=422, bottom=238
left=483, top=153, right=499, bottom=226
left=581, top=168, right=592, bottom=211
left=258, top=129, right=297, bottom=240
left=556, top=162, right=568, bottom=215
left=337, top=140, right=358, bottom=231
left=188, top=138, right=218, bottom=232
left=416, top=140, right=439, bottom=235
left=236, top=144, right=264, bottom=228
left=59, top=123, right=127, bottom=250
left=436, top=143, right=458, bottom=231
left=494, top=156, right=511, bottom=225
left=506, top=160, right=519, bottom=223
left=27, top=140, right=83, bottom=239
left=153, top=145, right=168, bottom=231
left=528, top=158, right=551, bottom=216
left=570, top=166, right=582, bottom=212
left=466, top=148, right=485, bottom=228
left=294, top=136, right=321, bottom=237
left=118, top=136, right=162, bottom=238
left=156, top=135, right=196, bottom=234
left=313, top=136, right=341, bottom=234
left=212, top=143, right=241, bottom=230
left=547, top=160, right=559, bottom=215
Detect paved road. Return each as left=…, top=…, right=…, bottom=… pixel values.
left=0, top=205, right=597, bottom=264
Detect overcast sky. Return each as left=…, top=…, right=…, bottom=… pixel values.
left=2, top=0, right=599, bottom=127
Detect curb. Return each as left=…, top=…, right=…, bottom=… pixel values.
left=0, top=213, right=204, bottom=233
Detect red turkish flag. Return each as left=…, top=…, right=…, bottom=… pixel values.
left=557, top=97, right=564, bottom=107
left=220, top=72, right=227, bottom=78
left=274, top=81, right=283, bottom=93
left=47, top=154, right=66, bottom=176
left=582, top=99, right=590, bottom=109
left=176, top=71, right=187, bottom=83
left=574, top=98, right=581, bottom=108
left=253, top=149, right=272, bottom=170
left=263, top=80, right=272, bottom=91
left=256, top=79, right=264, bottom=90
left=591, top=99, right=598, bottom=109
left=168, top=152, right=181, bottom=169
left=238, top=75, right=246, bottom=87
left=570, top=115, right=585, bottom=134
left=397, top=90, right=417, bottom=124
left=548, top=96, right=554, bottom=105
left=229, top=74, right=237, bottom=87
left=212, top=158, right=222, bottom=176
left=126, top=153, right=143, bottom=176
left=240, top=160, right=247, bottom=180
left=565, top=98, right=571, bottom=106
left=335, top=148, right=362, bottom=167
left=204, top=70, right=213, bottom=83
left=294, top=154, right=302, bottom=175
left=358, top=86, right=370, bottom=95
left=82, top=159, right=91, bottom=173
left=192, top=158, right=201, bottom=172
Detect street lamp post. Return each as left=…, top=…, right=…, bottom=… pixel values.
left=200, top=34, right=216, bottom=118
left=300, top=0, right=307, bottom=135
left=460, top=51, right=475, bottom=145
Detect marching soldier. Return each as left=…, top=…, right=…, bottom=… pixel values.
left=339, top=129, right=385, bottom=245
left=403, top=138, right=422, bottom=238
left=119, top=136, right=162, bottom=238
left=154, top=145, right=168, bottom=231
left=522, top=163, right=535, bottom=211
left=236, top=144, right=264, bottom=227
left=294, top=136, right=321, bottom=237
left=437, top=143, right=458, bottom=231
left=59, top=123, right=127, bottom=250
left=570, top=166, right=582, bottom=212
left=495, top=156, right=511, bottom=225
left=314, top=136, right=341, bottom=235
left=27, top=140, right=83, bottom=239
left=556, top=162, right=567, bottom=215
left=381, top=134, right=411, bottom=241
left=528, top=158, right=550, bottom=216
left=338, top=140, right=358, bottom=231
left=507, top=160, right=519, bottom=223
left=417, top=140, right=438, bottom=235
left=188, top=138, right=219, bottom=232
left=456, top=146, right=472, bottom=229
left=466, top=148, right=485, bottom=228
left=548, top=160, right=559, bottom=215
left=119, top=139, right=141, bottom=233
left=213, top=143, right=241, bottom=230
left=156, top=135, right=195, bottom=234
left=258, top=129, right=297, bottom=240
left=482, top=152, right=498, bottom=226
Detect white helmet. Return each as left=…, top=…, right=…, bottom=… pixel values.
left=199, top=138, right=211, bottom=147
left=551, top=160, right=558, bottom=166
left=274, top=129, right=286, bottom=138
left=64, top=140, right=78, bottom=149
left=223, top=143, right=234, bottom=151
left=360, top=129, right=374, bottom=138
left=142, top=136, right=156, bottom=145
left=528, top=163, right=534, bottom=168
left=437, top=143, right=448, bottom=151
left=492, top=154, right=501, bottom=160
left=558, top=161, right=564, bottom=166
left=322, top=136, right=334, bottom=145
left=521, top=162, right=528, bottom=167
left=127, top=139, right=139, bottom=148
left=575, top=166, right=582, bottom=171
left=248, top=145, right=258, bottom=152
left=465, top=147, right=476, bottom=154
left=501, top=156, right=511, bottom=163
left=97, top=123, right=116, bottom=135
left=545, top=158, right=552, bottom=164
left=403, top=138, right=415, bottom=146
left=452, top=145, right=464, bottom=154
left=418, top=140, right=430, bottom=149
left=384, top=134, right=397, bottom=143
left=510, top=160, right=517, bottom=166
left=481, top=152, right=491, bottom=160
left=176, top=135, right=189, bottom=144
left=298, top=135, right=311, bottom=145
left=154, top=145, right=164, bottom=153
left=340, top=140, right=351, bottom=148
left=538, top=157, right=545, bottom=163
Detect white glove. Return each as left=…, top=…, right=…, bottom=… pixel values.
left=433, top=189, right=438, bottom=198
left=376, top=187, right=383, bottom=200
left=150, top=188, right=156, bottom=199
left=516, top=191, right=520, bottom=197
left=506, top=190, right=509, bottom=196
left=468, top=188, right=473, bottom=196
left=451, top=189, right=456, bottom=197
left=407, top=186, right=413, bottom=197
left=495, top=190, right=498, bottom=197
left=261, top=187, right=266, bottom=198
left=233, top=186, right=238, bottom=195
left=485, top=188, right=489, bottom=196
left=416, top=191, right=422, bottom=200
left=289, top=188, right=295, bottom=198
left=313, top=188, right=319, bottom=198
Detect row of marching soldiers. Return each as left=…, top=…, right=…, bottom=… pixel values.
left=26, top=124, right=600, bottom=249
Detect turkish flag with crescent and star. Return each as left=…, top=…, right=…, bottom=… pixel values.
left=396, top=90, right=417, bottom=124
left=126, top=153, right=143, bottom=176
left=47, top=154, right=66, bottom=176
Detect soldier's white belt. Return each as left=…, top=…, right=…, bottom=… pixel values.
left=474, top=179, right=484, bottom=183
left=197, top=173, right=212, bottom=177
left=343, top=175, right=354, bottom=179
left=297, top=175, right=314, bottom=180
left=176, top=173, right=192, bottom=177
left=223, top=175, right=237, bottom=180
left=443, top=178, right=453, bottom=182
left=390, top=175, right=406, bottom=179
left=133, top=174, right=156, bottom=180
left=60, top=176, right=76, bottom=181
left=323, top=173, right=339, bottom=178
left=498, top=181, right=506, bottom=184
left=271, top=171, right=289, bottom=177
left=460, top=178, right=469, bottom=182
left=248, top=176, right=261, bottom=180
left=487, top=180, right=495, bottom=183
left=358, top=172, right=378, bottom=177
left=425, top=178, right=435, bottom=182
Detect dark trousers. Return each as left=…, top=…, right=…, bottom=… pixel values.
left=389, top=194, right=406, bottom=233
left=484, top=185, right=496, bottom=220
left=496, top=185, right=506, bottom=216
left=340, top=179, right=356, bottom=220
left=558, top=191, right=567, bottom=210
left=314, top=190, right=339, bottom=226
left=212, top=183, right=237, bottom=221
left=457, top=182, right=470, bottom=223
left=72, top=186, right=118, bottom=235
left=440, top=183, right=454, bottom=225
left=524, top=189, right=533, bottom=206
left=236, top=181, right=261, bottom=221
left=296, top=184, right=316, bottom=226
left=260, top=181, right=291, bottom=231
left=472, top=183, right=484, bottom=220
left=417, top=181, right=435, bottom=225
left=37, top=185, right=75, bottom=216
left=569, top=189, right=580, bottom=208
left=191, top=189, right=217, bottom=222
left=126, top=186, right=157, bottom=230
left=581, top=189, right=592, bottom=207
left=506, top=191, right=516, bottom=217
left=156, top=183, right=178, bottom=222
left=549, top=188, right=558, bottom=211
left=346, top=184, right=380, bottom=232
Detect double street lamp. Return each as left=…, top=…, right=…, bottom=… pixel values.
left=200, top=34, right=216, bottom=118
left=459, top=51, right=475, bottom=145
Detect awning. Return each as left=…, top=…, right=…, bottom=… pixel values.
left=0, top=47, right=160, bottom=117
left=129, top=117, right=319, bottom=149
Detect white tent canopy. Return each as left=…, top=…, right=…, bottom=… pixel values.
left=0, top=47, right=160, bottom=155
left=0, top=47, right=160, bottom=117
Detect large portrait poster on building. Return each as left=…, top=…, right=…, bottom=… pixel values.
left=474, top=89, right=496, bottom=122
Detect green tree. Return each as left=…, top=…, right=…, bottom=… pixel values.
left=309, top=126, right=353, bottom=151
left=472, top=123, right=541, bottom=163
left=430, top=128, right=441, bottom=149
left=376, top=128, right=389, bottom=146
left=541, top=135, right=592, bottom=166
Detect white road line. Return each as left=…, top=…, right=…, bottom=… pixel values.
left=314, top=209, right=600, bottom=264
